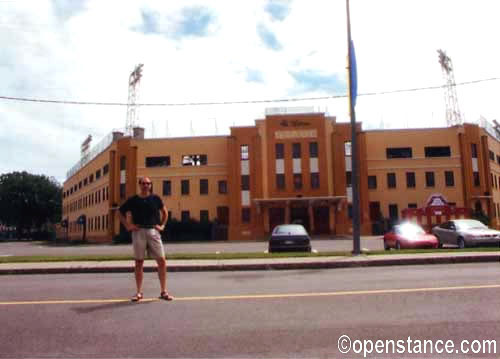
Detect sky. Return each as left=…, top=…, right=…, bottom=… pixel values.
left=1, top=0, right=499, bottom=184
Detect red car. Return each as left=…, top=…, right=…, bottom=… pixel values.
left=383, top=223, right=438, bottom=250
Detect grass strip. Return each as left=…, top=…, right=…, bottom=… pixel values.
left=0, top=247, right=498, bottom=264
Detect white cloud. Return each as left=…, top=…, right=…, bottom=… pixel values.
left=0, top=0, right=499, bottom=182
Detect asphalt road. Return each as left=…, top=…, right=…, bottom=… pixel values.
left=1, top=263, right=499, bottom=358
left=0, top=237, right=385, bottom=257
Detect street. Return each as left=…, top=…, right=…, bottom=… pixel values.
left=0, top=237, right=384, bottom=257
left=1, top=263, right=499, bottom=358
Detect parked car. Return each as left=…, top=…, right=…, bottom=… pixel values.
left=383, top=222, right=438, bottom=250
left=268, top=224, right=312, bottom=253
left=432, top=219, right=500, bottom=248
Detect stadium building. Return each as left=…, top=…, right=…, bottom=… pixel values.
left=61, top=109, right=500, bottom=242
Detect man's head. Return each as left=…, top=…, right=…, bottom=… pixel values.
left=138, top=177, right=152, bottom=194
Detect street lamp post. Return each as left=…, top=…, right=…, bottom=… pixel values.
left=346, top=0, right=361, bottom=255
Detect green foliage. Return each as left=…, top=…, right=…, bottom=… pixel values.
left=164, top=218, right=214, bottom=241
left=0, top=171, right=62, bottom=237
left=472, top=210, right=490, bottom=226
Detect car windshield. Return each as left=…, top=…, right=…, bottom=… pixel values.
left=455, top=220, right=487, bottom=230
left=273, top=225, right=307, bottom=235
left=396, top=223, right=425, bottom=235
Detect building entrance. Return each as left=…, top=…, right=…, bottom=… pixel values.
left=291, top=206, right=310, bottom=231
left=313, top=206, right=329, bottom=234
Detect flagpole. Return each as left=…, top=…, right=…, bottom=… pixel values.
left=346, top=0, right=361, bottom=255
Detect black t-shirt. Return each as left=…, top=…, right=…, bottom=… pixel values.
left=119, top=194, right=164, bottom=226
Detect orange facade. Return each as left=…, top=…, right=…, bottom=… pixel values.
left=61, top=112, right=500, bottom=242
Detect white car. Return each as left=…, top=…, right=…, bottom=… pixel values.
left=432, top=219, right=500, bottom=248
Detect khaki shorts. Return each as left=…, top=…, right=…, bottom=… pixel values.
left=132, top=228, right=165, bottom=260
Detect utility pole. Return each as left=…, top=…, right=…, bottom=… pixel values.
left=346, top=0, right=361, bottom=255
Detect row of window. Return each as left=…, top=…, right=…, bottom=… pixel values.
left=146, top=154, right=208, bottom=168
left=68, top=214, right=109, bottom=233
left=160, top=179, right=228, bottom=196
left=275, top=142, right=318, bottom=159
left=367, top=171, right=456, bottom=189
left=276, top=173, right=320, bottom=190
left=64, top=187, right=109, bottom=215
left=177, top=208, right=251, bottom=223
left=385, top=146, right=451, bottom=159
left=64, top=164, right=109, bottom=198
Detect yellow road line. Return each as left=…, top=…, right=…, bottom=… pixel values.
left=1, top=284, right=499, bottom=306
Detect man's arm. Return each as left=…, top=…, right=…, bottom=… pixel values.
left=118, top=210, right=139, bottom=232
left=155, top=205, right=168, bottom=232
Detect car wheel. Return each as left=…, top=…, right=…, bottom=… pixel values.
left=457, top=237, right=465, bottom=249
left=436, top=236, right=443, bottom=249
left=395, top=241, right=401, bottom=250
left=384, top=241, right=390, bottom=251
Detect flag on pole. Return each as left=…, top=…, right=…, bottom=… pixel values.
left=349, top=39, right=358, bottom=107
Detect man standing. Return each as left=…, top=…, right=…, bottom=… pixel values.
left=118, top=176, right=173, bottom=301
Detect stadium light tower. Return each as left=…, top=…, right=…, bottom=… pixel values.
left=437, top=50, right=463, bottom=127
left=125, top=64, right=144, bottom=136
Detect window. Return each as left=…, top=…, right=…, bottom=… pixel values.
left=368, top=175, right=377, bottom=189
left=275, top=143, right=284, bottom=159
left=120, top=183, right=126, bottom=199
left=241, top=208, right=251, bottom=223
left=386, top=147, right=412, bottom=159
left=471, top=144, right=478, bottom=158
left=146, top=156, right=170, bottom=167
left=346, top=171, right=352, bottom=187
left=344, top=142, right=352, bottom=156
left=200, top=179, right=209, bottom=195
left=489, top=151, right=495, bottom=161
left=181, top=211, right=190, bottom=222
left=181, top=180, right=190, bottom=195
left=218, top=180, right=227, bottom=194
left=162, top=180, right=171, bottom=196
left=445, top=171, right=454, bottom=187
left=309, top=142, right=318, bottom=158
left=78, top=181, right=82, bottom=189
left=293, top=174, right=302, bottom=189
left=182, top=154, right=207, bottom=166
left=217, top=206, right=229, bottom=225
left=240, top=145, right=249, bottom=160
left=241, top=175, right=250, bottom=190
left=311, top=173, right=320, bottom=189
left=89, top=174, right=94, bottom=183
left=408, top=203, right=418, bottom=209
left=95, top=169, right=101, bottom=180
left=387, top=173, right=396, bottom=188
left=120, top=156, right=126, bottom=170
left=406, top=172, right=416, bottom=188
left=200, top=210, right=209, bottom=222
left=425, top=172, right=435, bottom=187
left=276, top=174, right=285, bottom=189
left=103, top=164, right=109, bottom=175
left=84, top=178, right=88, bottom=186
left=292, top=143, right=301, bottom=158
left=425, top=146, right=451, bottom=157
left=389, top=204, right=399, bottom=220
left=473, top=172, right=480, bottom=186
left=497, top=155, right=500, bottom=165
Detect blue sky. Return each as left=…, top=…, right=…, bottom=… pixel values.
left=0, top=0, right=499, bottom=182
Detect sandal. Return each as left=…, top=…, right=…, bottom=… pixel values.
left=159, top=291, right=174, bottom=301
left=131, top=292, right=143, bottom=302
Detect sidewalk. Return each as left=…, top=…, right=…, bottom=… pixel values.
left=1, top=251, right=498, bottom=275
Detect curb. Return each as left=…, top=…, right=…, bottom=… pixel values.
left=1, top=254, right=498, bottom=275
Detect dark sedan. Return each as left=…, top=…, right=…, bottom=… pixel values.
left=268, top=224, right=312, bottom=253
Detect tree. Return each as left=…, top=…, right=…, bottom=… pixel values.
left=0, top=171, right=62, bottom=238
